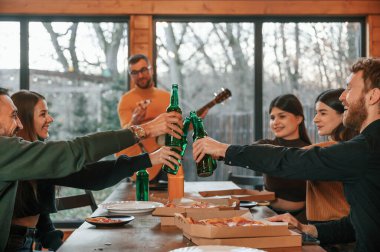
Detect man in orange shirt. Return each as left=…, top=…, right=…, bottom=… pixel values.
left=117, top=54, right=171, bottom=182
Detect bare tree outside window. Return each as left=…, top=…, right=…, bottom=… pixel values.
left=156, top=22, right=256, bottom=181
left=263, top=22, right=361, bottom=142
left=28, top=21, right=129, bottom=221
left=0, top=22, right=20, bottom=92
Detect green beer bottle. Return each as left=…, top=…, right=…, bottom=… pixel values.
left=190, top=112, right=217, bottom=177
left=162, top=84, right=182, bottom=175
left=135, top=169, right=149, bottom=201
left=180, top=116, right=191, bottom=157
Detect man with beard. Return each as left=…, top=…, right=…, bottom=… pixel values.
left=0, top=87, right=182, bottom=250
left=192, top=58, right=380, bottom=252
left=117, top=54, right=171, bottom=182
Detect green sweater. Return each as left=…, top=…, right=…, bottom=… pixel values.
left=0, top=129, right=136, bottom=250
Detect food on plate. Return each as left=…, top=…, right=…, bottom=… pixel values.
left=165, top=201, right=220, bottom=208
left=185, top=216, right=266, bottom=227
left=86, top=217, right=123, bottom=224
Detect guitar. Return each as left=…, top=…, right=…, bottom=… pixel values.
left=116, top=88, right=232, bottom=181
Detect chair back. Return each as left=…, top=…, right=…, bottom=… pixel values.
left=227, top=171, right=264, bottom=190
left=56, top=190, right=97, bottom=212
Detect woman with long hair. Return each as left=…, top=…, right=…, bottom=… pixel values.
left=6, top=90, right=180, bottom=251
left=257, top=94, right=311, bottom=219
left=267, top=88, right=359, bottom=251
left=306, top=88, right=358, bottom=223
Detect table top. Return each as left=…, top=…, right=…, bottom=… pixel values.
left=58, top=181, right=325, bottom=252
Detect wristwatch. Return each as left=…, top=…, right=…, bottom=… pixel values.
left=130, top=125, right=146, bottom=142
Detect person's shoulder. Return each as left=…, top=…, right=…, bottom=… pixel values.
left=118, top=89, right=136, bottom=103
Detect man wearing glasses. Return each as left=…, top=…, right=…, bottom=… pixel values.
left=117, top=54, right=171, bottom=182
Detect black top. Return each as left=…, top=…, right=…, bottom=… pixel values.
left=12, top=153, right=151, bottom=248
left=257, top=138, right=308, bottom=202
left=224, top=119, right=380, bottom=252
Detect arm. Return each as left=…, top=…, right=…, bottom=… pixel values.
left=267, top=213, right=356, bottom=245
left=0, top=111, right=182, bottom=181
left=40, top=146, right=181, bottom=190
left=41, top=154, right=152, bottom=190
left=0, top=129, right=136, bottom=181
left=192, top=136, right=366, bottom=182
left=315, top=216, right=356, bottom=244
left=35, top=213, right=63, bottom=251
left=224, top=139, right=365, bottom=182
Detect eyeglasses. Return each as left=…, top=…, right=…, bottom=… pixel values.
left=129, top=66, right=151, bottom=76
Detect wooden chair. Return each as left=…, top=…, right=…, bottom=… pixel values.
left=56, top=190, right=97, bottom=212
left=227, top=171, right=264, bottom=191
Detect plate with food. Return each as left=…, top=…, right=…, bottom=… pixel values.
left=85, top=215, right=134, bottom=227
left=105, top=201, right=164, bottom=214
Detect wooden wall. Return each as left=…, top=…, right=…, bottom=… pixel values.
left=1, top=0, right=380, bottom=57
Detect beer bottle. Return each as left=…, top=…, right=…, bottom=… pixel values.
left=135, top=169, right=149, bottom=201
left=181, top=116, right=191, bottom=157
left=191, top=113, right=217, bottom=177
left=162, top=84, right=182, bottom=175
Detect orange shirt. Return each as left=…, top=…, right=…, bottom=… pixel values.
left=307, top=180, right=350, bottom=221
left=305, top=141, right=350, bottom=221
left=118, top=86, right=170, bottom=128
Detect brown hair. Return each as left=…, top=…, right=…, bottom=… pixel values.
left=315, top=89, right=358, bottom=141
left=350, top=58, right=380, bottom=92
left=128, top=54, right=150, bottom=67
left=11, top=90, right=45, bottom=141
left=269, top=94, right=312, bottom=145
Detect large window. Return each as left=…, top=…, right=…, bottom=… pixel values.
left=263, top=22, right=362, bottom=142
left=156, top=21, right=255, bottom=181
left=0, top=21, right=20, bottom=92
left=155, top=18, right=364, bottom=180
left=0, top=18, right=129, bottom=223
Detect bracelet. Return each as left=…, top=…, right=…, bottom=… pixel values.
left=130, top=125, right=146, bottom=142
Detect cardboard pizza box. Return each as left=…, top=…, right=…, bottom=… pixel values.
left=175, top=210, right=290, bottom=238
left=198, top=189, right=275, bottom=202
left=152, top=197, right=239, bottom=217
left=183, top=230, right=301, bottom=249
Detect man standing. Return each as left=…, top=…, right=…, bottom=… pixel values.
left=117, top=54, right=171, bottom=182
left=0, top=88, right=182, bottom=250
left=192, top=58, right=380, bottom=251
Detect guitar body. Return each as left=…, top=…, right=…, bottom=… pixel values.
left=115, top=137, right=162, bottom=181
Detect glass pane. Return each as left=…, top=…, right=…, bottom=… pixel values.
left=0, top=22, right=20, bottom=92
left=263, top=22, right=361, bottom=143
left=156, top=22, right=255, bottom=180
left=29, top=21, right=128, bottom=221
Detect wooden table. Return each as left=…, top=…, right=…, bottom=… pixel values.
left=58, top=181, right=325, bottom=252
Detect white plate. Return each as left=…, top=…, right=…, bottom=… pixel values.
left=105, top=201, right=164, bottom=214
left=170, top=245, right=265, bottom=252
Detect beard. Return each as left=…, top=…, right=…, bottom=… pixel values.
left=136, top=77, right=152, bottom=89
left=343, top=95, right=368, bottom=131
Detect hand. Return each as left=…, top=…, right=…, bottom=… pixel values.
left=130, top=100, right=150, bottom=125
left=267, top=213, right=318, bottom=237
left=149, top=146, right=181, bottom=169
left=141, top=111, right=183, bottom=139
left=192, top=136, right=230, bottom=163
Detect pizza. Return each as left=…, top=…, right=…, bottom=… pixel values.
left=166, top=201, right=219, bottom=208
left=86, top=217, right=123, bottom=224
left=185, top=216, right=265, bottom=227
